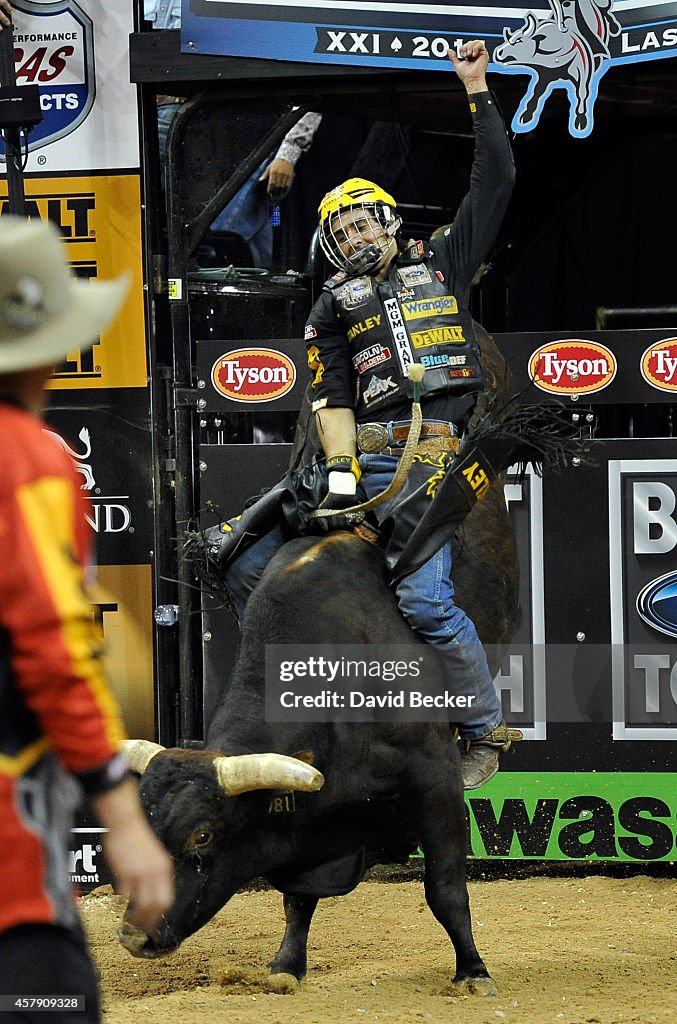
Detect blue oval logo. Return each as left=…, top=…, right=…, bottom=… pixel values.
left=636, top=572, right=677, bottom=639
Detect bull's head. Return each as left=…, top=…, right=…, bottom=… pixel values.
left=117, top=740, right=324, bottom=958
left=494, top=12, right=540, bottom=64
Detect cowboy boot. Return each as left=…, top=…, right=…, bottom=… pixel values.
left=461, top=722, right=523, bottom=790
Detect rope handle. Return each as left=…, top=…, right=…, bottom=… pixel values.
left=309, top=364, right=426, bottom=519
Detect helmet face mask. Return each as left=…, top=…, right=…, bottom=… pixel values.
left=318, top=178, right=401, bottom=274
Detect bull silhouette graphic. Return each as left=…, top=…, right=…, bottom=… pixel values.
left=494, top=0, right=621, bottom=138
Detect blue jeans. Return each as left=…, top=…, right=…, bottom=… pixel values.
left=224, top=456, right=502, bottom=739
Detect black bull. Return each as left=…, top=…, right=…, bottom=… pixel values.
left=119, top=328, right=520, bottom=995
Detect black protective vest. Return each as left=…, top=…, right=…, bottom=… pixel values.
left=327, top=244, right=485, bottom=421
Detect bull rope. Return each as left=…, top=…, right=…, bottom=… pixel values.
left=308, top=364, right=426, bottom=521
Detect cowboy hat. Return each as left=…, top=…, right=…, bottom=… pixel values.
left=0, top=215, right=130, bottom=373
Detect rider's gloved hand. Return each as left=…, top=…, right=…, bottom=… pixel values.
left=310, top=454, right=364, bottom=533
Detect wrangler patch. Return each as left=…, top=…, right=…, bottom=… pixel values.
left=402, top=295, right=458, bottom=321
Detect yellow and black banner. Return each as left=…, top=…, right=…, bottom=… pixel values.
left=0, top=173, right=147, bottom=390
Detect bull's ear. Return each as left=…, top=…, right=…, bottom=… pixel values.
left=292, top=749, right=315, bottom=766
left=121, top=739, right=166, bottom=774
left=213, top=753, right=324, bottom=797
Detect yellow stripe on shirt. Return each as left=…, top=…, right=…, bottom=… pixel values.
left=16, top=476, right=125, bottom=750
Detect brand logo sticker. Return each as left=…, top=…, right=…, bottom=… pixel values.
left=641, top=338, right=677, bottom=392
left=3, top=0, right=96, bottom=159
left=636, top=571, right=677, bottom=639
left=211, top=348, right=296, bottom=402
left=529, top=340, right=616, bottom=395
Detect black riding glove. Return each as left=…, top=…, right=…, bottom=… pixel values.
left=310, top=490, right=365, bottom=534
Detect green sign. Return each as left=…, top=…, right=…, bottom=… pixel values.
left=465, top=773, right=676, bottom=862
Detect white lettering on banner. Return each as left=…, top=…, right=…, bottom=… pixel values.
left=68, top=844, right=97, bottom=875
left=383, top=297, right=414, bottom=375
left=652, top=349, right=677, bottom=382
left=540, top=351, right=609, bottom=384
left=633, top=655, right=677, bottom=714
left=621, top=27, right=677, bottom=55
left=609, top=459, right=677, bottom=741
left=86, top=503, right=132, bottom=534
left=221, top=359, right=289, bottom=392
left=633, top=482, right=677, bottom=554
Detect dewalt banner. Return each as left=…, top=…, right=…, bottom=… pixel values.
left=0, top=174, right=147, bottom=389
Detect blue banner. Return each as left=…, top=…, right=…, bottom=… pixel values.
left=181, top=2, right=677, bottom=137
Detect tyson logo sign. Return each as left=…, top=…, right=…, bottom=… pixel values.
left=211, top=348, right=296, bottom=403
left=529, top=340, right=616, bottom=395
left=640, top=338, right=677, bottom=392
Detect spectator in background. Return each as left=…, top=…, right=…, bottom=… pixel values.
left=0, top=217, right=174, bottom=1024
left=144, top=0, right=321, bottom=268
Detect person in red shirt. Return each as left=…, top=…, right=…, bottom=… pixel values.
left=0, top=216, right=174, bottom=1023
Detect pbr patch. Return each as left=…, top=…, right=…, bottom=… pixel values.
left=397, top=264, right=432, bottom=288
left=361, top=374, right=399, bottom=407
left=5, top=0, right=96, bottom=157
left=397, top=287, right=415, bottom=300
left=304, top=324, right=317, bottom=341
left=335, top=276, right=374, bottom=309
left=353, top=343, right=391, bottom=375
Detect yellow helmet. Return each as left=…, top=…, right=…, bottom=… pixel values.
left=317, top=177, right=401, bottom=274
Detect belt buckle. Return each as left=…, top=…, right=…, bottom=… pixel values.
left=357, top=423, right=388, bottom=454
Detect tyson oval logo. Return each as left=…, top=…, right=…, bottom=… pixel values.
left=640, top=338, right=677, bottom=392
left=636, top=571, right=677, bottom=639
left=211, top=348, right=296, bottom=403
left=528, top=340, right=616, bottom=395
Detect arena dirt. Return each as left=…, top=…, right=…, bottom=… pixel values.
left=84, top=874, right=676, bottom=1024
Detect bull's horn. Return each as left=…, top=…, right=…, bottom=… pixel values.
left=213, top=753, right=324, bottom=797
left=121, top=739, right=166, bottom=774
